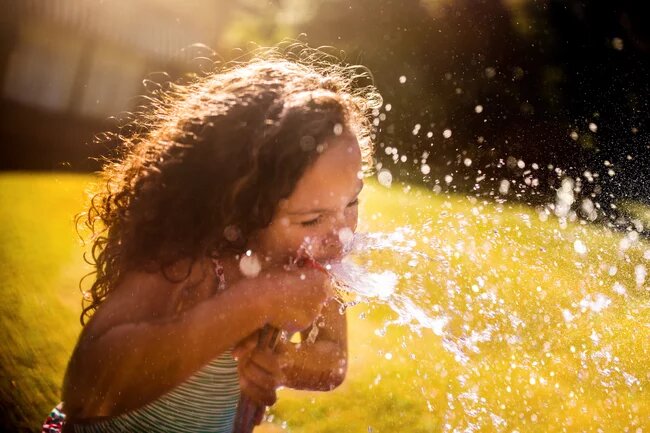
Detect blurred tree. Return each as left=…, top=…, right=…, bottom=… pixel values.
left=290, top=0, right=649, bottom=204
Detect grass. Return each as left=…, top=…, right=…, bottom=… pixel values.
left=1, top=173, right=648, bottom=432
left=0, top=173, right=92, bottom=431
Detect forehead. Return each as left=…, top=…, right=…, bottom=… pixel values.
left=282, top=134, right=362, bottom=211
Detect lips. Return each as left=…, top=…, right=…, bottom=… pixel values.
left=315, top=239, right=346, bottom=262
left=297, top=234, right=351, bottom=263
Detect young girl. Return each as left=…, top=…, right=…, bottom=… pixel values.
left=55, top=48, right=380, bottom=432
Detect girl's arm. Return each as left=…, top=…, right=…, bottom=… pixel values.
left=62, top=264, right=328, bottom=419
left=63, top=281, right=268, bottom=419
left=280, top=299, right=348, bottom=390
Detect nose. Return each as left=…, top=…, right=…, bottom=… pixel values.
left=320, top=215, right=355, bottom=256
left=329, top=211, right=355, bottom=236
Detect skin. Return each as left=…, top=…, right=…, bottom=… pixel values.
left=61, top=132, right=362, bottom=424
left=235, top=132, right=363, bottom=416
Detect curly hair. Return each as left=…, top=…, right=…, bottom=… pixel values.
left=78, top=45, right=382, bottom=325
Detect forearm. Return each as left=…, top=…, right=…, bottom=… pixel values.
left=280, top=340, right=347, bottom=391
left=64, top=283, right=269, bottom=417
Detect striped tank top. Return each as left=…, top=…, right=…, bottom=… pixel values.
left=72, top=350, right=240, bottom=433
left=72, top=259, right=241, bottom=433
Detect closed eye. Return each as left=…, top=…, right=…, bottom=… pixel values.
left=300, top=216, right=322, bottom=227
left=299, top=199, right=359, bottom=227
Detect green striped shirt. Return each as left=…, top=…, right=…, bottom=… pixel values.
left=73, top=350, right=240, bottom=433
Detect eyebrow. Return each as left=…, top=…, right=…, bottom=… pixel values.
left=286, top=180, right=364, bottom=216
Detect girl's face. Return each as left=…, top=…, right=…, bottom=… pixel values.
left=252, top=132, right=364, bottom=265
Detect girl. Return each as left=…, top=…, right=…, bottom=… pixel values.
left=56, top=48, right=381, bottom=432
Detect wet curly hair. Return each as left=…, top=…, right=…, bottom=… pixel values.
left=78, top=45, right=382, bottom=325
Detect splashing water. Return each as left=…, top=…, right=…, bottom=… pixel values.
left=328, top=232, right=449, bottom=333
left=327, top=230, right=526, bottom=365
left=281, top=95, right=650, bottom=430
left=309, top=202, right=649, bottom=432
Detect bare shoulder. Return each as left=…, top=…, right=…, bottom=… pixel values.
left=82, top=258, right=217, bottom=340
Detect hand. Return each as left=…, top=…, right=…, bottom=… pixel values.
left=259, top=267, right=333, bottom=334
left=233, top=331, right=286, bottom=408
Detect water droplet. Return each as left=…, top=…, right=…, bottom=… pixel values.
left=499, top=179, right=510, bottom=195
left=239, top=253, right=261, bottom=278
left=562, top=309, right=574, bottom=322
left=399, top=75, right=407, bottom=84
left=635, top=264, right=646, bottom=286
left=608, top=265, right=617, bottom=276
left=223, top=225, right=241, bottom=242
left=442, top=129, right=452, bottom=139
left=573, top=239, right=587, bottom=255
left=378, top=169, right=393, bottom=188
left=474, top=105, right=483, bottom=114
left=421, top=164, right=431, bottom=175
left=613, top=282, right=627, bottom=295
left=338, top=227, right=354, bottom=246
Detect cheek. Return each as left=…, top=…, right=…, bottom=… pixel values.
left=345, top=207, right=359, bottom=231
left=262, top=224, right=320, bottom=256
left=254, top=221, right=291, bottom=254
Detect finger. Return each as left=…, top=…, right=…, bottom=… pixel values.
left=248, top=350, right=283, bottom=377
left=239, top=377, right=277, bottom=406
left=233, top=345, right=254, bottom=361
left=239, top=358, right=278, bottom=390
